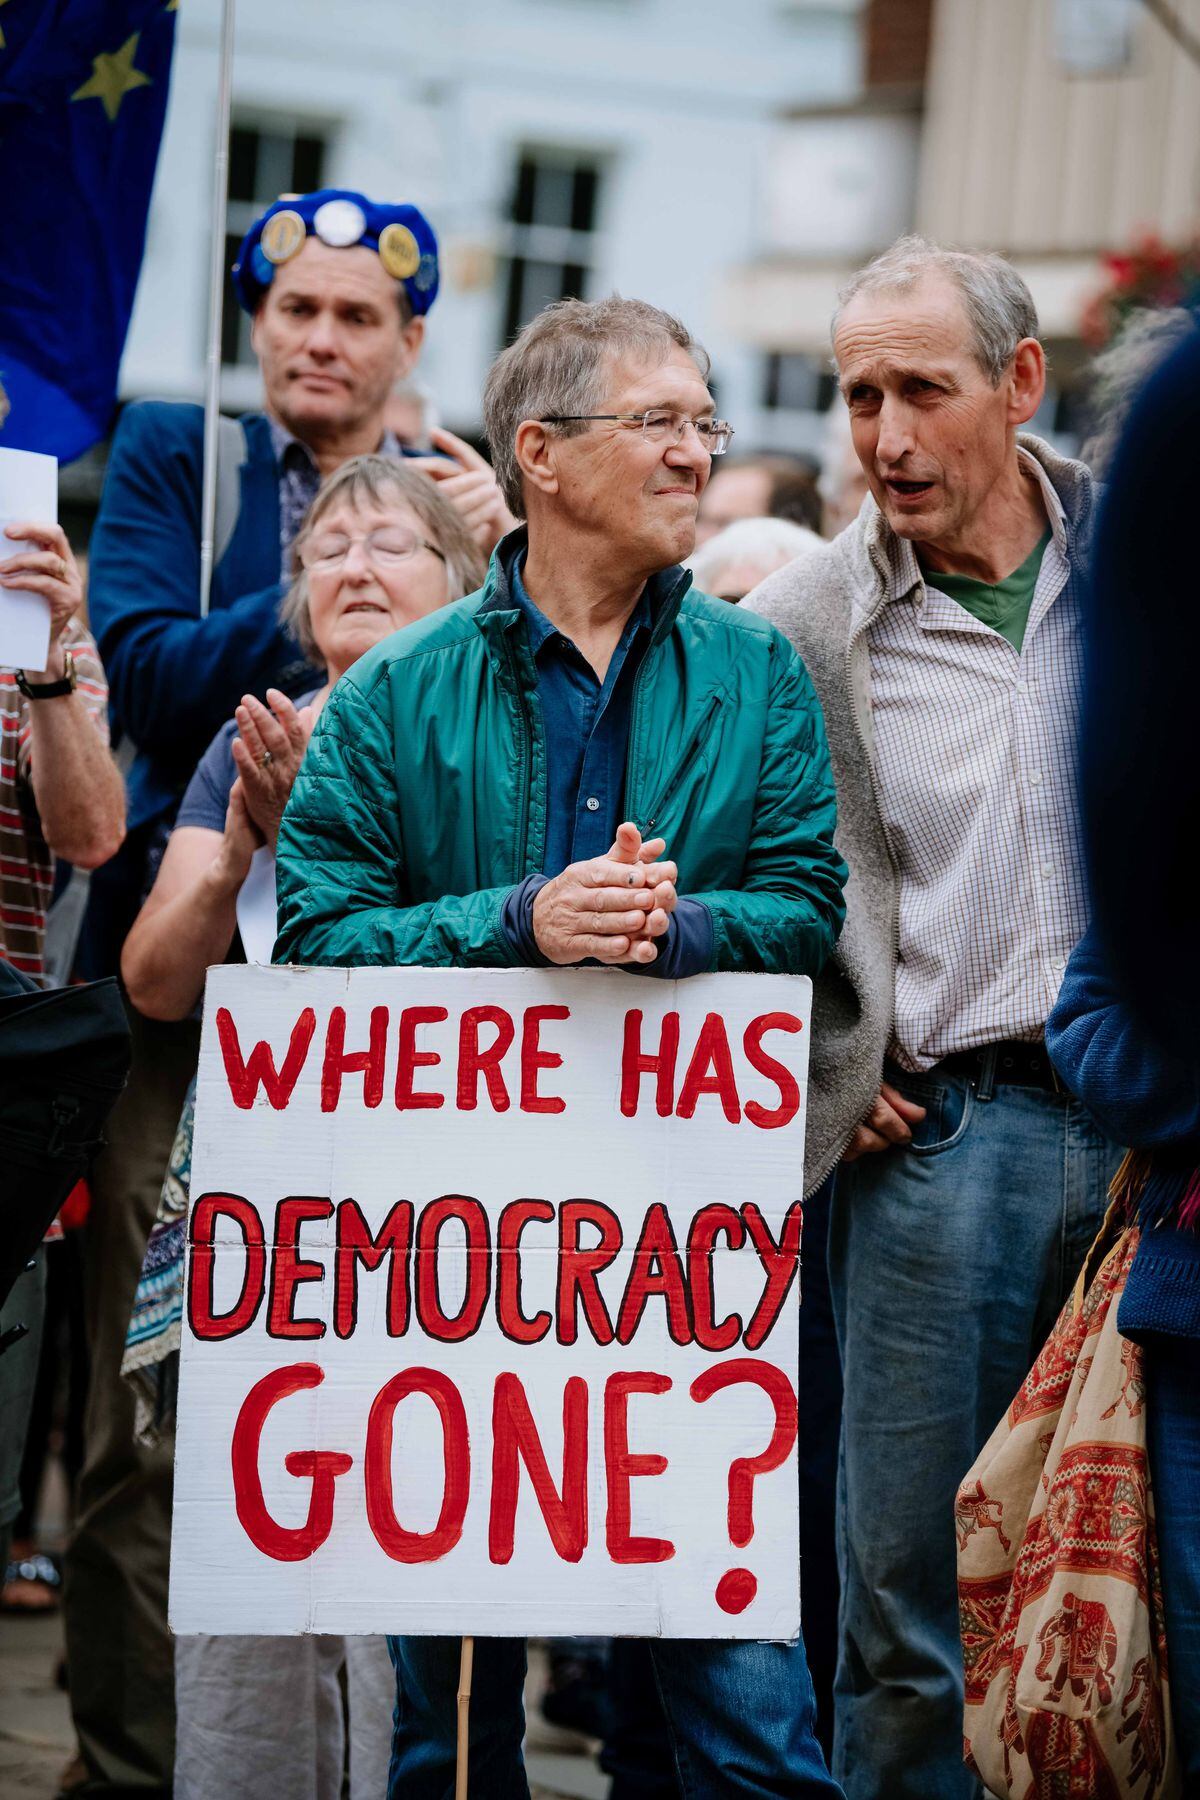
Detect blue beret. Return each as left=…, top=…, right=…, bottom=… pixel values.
left=232, top=188, right=440, bottom=317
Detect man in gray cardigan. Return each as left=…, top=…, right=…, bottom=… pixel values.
left=744, top=237, right=1119, bottom=1800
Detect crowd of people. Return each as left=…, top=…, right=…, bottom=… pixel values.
left=0, top=182, right=1196, bottom=1800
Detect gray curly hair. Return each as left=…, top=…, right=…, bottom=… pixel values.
left=280, top=455, right=486, bottom=661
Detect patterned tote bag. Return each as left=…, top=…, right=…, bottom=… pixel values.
left=957, top=1205, right=1180, bottom=1798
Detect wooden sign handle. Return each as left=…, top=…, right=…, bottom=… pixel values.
left=455, top=1635, right=475, bottom=1800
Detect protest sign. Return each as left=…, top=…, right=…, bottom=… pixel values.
left=170, top=964, right=810, bottom=1641
left=0, top=446, right=56, bottom=672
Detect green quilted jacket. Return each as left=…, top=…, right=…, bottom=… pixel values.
left=273, top=541, right=846, bottom=975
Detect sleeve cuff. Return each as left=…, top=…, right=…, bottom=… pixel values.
left=501, top=873, right=552, bottom=967
left=628, top=897, right=715, bottom=979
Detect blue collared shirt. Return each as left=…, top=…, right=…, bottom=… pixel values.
left=267, top=416, right=407, bottom=584
left=501, top=555, right=714, bottom=978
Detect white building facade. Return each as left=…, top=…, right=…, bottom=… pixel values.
left=121, top=0, right=867, bottom=449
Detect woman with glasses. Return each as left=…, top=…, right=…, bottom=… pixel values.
left=121, top=456, right=482, bottom=1019
left=116, top=456, right=483, bottom=1800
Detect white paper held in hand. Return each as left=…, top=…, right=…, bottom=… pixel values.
left=0, top=446, right=58, bottom=674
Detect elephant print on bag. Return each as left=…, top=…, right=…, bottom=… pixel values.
left=1034, top=1592, right=1118, bottom=1708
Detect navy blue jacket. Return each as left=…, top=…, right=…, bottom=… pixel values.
left=88, top=402, right=315, bottom=835
left=1082, top=325, right=1200, bottom=1057
left=1047, top=927, right=1200, bottom=1342
left=1056, top=321, right=1200, bottom=1343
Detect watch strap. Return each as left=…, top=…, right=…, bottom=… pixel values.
left=15, top=649, right=76, bottom=700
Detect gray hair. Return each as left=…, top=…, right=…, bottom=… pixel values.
left=280, top=455, right=486, bottom=661
left=688, top=516, right=824, bottom=599
left=483, top=295, right=711, bottom=517
left=1081, top=307, right=1197, bottom=477
left=833, top=235, right=1040, bottom=385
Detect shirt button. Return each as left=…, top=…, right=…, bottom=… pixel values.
left=585, top=796, right=600, bottom=812
left=1029, top=770, right=1043, bottom=786
left=1016, top=679, right=1029, bottom=695
left=1041, top=862, right=1054, bottom=879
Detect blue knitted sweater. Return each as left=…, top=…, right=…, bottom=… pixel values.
left=1048, top=926, right=1200, bottom=1343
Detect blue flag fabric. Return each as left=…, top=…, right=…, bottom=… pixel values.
left=0, top=1, right=177, bottom=461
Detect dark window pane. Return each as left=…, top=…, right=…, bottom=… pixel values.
left=524, top=259, right=570, bottom=316
left=503, top=257, right=525, bottom=342
left=291, top=133, right=325, bottom=196
left=221, top=233, right=246, bottom=365
left=512, top=156, right=538, bottom=226
left=228, top=125, right=258, bottom=203
left=816, top=370, right=838, bottom=413
left=763, top=351, right=832, bottom=413
left=255, top=131, right=293, bottom=205
left=571, top=164, right=598, bottom=234
left=536, top=163, right=575, bottom=229
left=504, top=257, right=588, bottom=341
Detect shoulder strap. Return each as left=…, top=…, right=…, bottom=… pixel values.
left=116, top=414, right=250, bottom=761
left=213, top=415, right=249, bottom=572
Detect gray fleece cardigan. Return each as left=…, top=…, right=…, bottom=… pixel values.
left=742, top=434, right=1098, bottom=1196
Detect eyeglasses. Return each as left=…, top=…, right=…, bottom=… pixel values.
left=539, top=409, right=735, bottom=456
left=301, top=528, right=446, bottom=571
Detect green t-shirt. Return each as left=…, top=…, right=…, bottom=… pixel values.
left=921, top=529, right=1051, bottom=652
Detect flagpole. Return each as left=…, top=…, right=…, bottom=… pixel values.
left=455, top=1635, right=474, bottom=1799
left=199, top=0, right=237, bottom=619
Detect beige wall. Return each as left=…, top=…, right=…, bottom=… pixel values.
left=917, top=0, right=1200, bottom=256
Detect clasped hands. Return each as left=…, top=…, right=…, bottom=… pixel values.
left=533, top=821, right=678, bottom=967
left=214, top=690, right=315, bottom=893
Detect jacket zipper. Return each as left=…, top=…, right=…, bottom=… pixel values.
left=504, top=632, right=535, bottom=873
left=637, top=693, right=722, bottom=835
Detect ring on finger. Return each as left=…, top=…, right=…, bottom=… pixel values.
left=259, top=749, right=273, bottom=769
left=57, top=557, right=68, bottom=580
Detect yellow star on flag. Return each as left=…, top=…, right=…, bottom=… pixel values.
left=71, top=32, right=152, bottom=124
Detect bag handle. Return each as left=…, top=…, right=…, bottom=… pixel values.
left=1070, top=1150, right=1146, bottom=1314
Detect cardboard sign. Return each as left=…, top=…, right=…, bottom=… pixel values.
left=170, top=964, right=810, bottom=1640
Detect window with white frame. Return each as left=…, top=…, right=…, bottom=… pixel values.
left=221, top=119, right=329, bottom=368
left=500, top=150, right=602, bottom=344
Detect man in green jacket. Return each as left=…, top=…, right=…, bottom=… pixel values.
left=275, top=294, right=846, bottom=1798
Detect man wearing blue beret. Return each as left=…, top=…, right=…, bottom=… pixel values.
left=61, top=191, right=514, bottom=1800
left=87, top=188, right=513, bottom=945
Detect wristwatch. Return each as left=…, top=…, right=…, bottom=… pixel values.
left=16, top=650, right=77, bottom=700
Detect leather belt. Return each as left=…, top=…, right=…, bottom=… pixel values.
left=932, top=1041, right=1066, bottom=1096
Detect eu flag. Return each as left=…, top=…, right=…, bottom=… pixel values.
left=0, top=1, right=177, bottom=461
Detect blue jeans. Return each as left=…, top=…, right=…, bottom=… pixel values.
left=387, top=1634, right=844, bottom=1798
left=829, top=1062, right=1119, bottom=1800
left=1146, top=1334, right=1200, bottom=1783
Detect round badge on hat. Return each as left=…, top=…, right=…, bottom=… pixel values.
left=414, top=253, right=438, bottom=294
left=313, top=198, right=368, bottom=248
left=378, top=222, right=422, bottom=281
left=260, top=208, right=307, bottom=266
